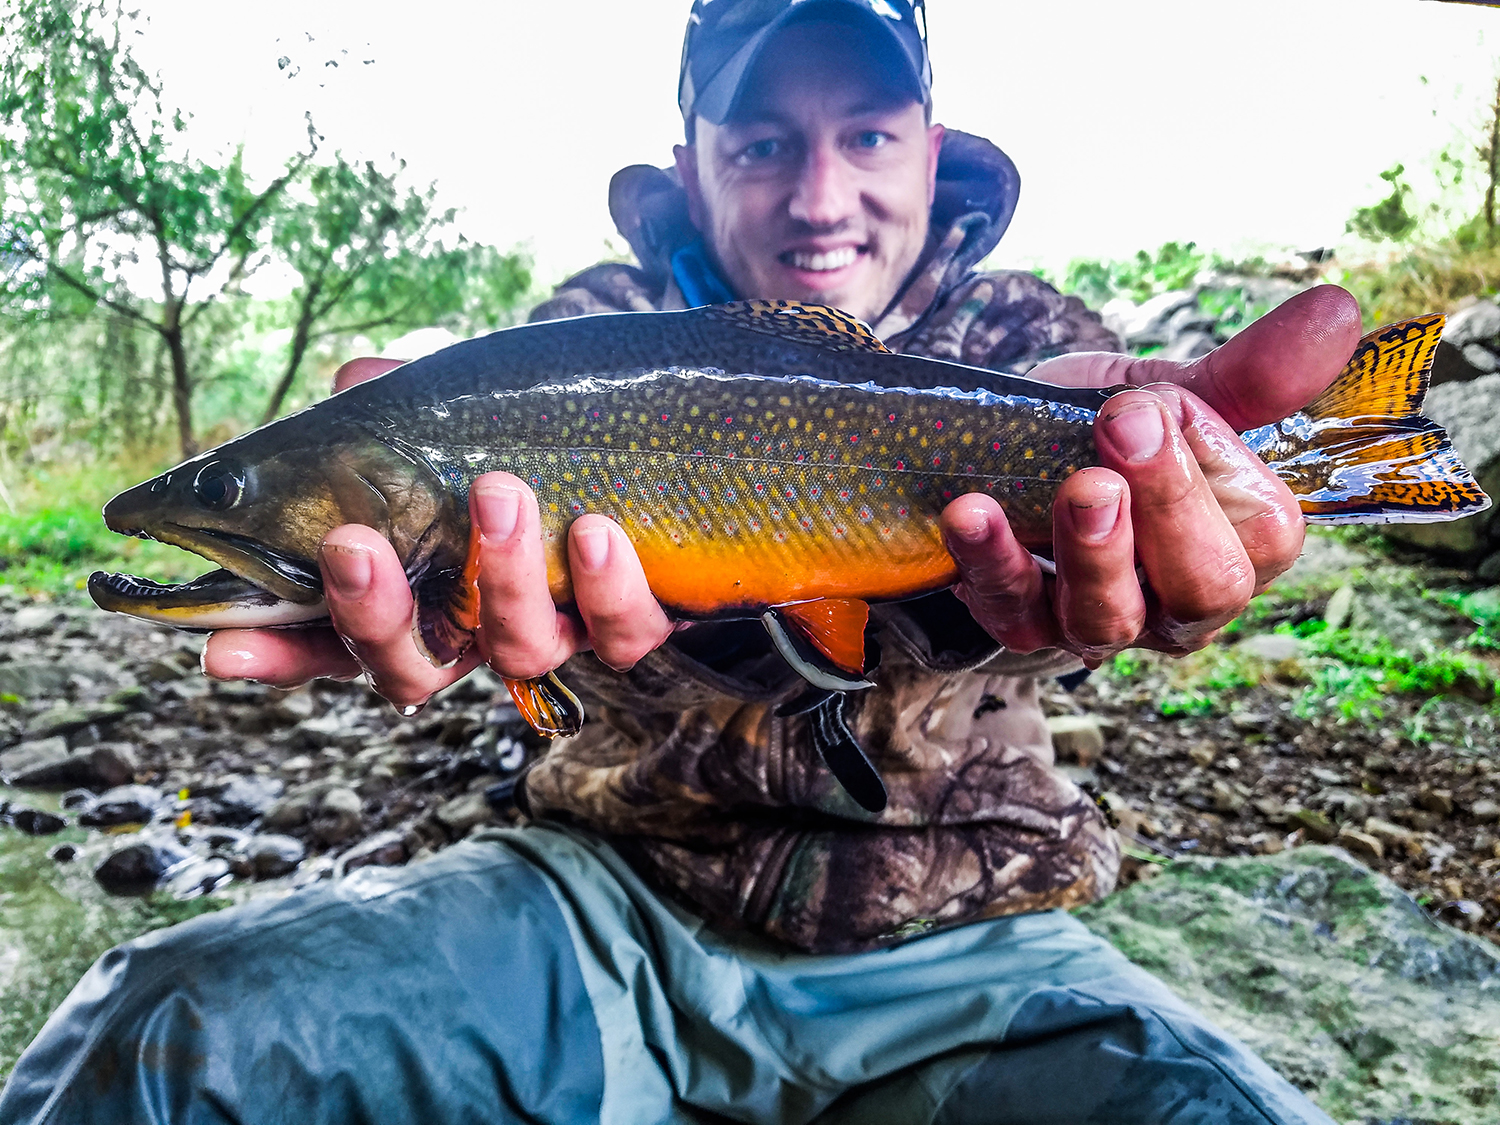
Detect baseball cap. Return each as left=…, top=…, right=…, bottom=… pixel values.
left=678, top=0, right=932, bottom=130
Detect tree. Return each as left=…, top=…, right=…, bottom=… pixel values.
left=1346, top=164, right=1419, bottom=244
left=260, top=156, right=530, bottom=424
left=0, top=0, right=308, bottom=458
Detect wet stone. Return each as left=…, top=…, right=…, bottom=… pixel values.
left=5, top=805, right=67, bottom=835
left=1046, top=715, right=1105, bottom=766
left=335, top=831, right=407, bottom=876
left=247, top=834, right=305, bottom=879
left=94, top=837, right=192, bottom=895
left=162, top=855, right=232, bottom=899
left=1471, top=798, right=1500, bottom=824
left=311, top=787, right=363, bottom=845
left=1336, top=829, right=1385, bottom=864
left=435, top=791, right=494, bottom=837
left=78, top=784, right=163, bottom=827
left=47, top=842, right=77, bottom=864
left=1287, top=808, right=1338, bottom=844
left=1418, top=787, right=1456, bottom=817
left=204, top=774, right=283, bottom=826
left=0, top=736, right=71, bottom=785
left=25, top=703, right=127, bottom=741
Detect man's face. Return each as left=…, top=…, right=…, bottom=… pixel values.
left=675, top=22, right=944, bottom=325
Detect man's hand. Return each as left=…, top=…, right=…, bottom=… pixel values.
left=201, top=358, right=673, bottom=707
left=941, top=284, right=1363, bottom=665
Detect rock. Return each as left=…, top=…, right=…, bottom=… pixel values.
left=161, top=855, right=232, bottom=899
left=1443, top=298, right=1500, bottom=351
left=1309, top=767, right=1347, bottom=786
left=1322, top=584, right=1354, bottom=632
left=311, top=787, right=363, bottom=845
left=278, top=754, right=314, bottom=776
left=335, top=831, right=408, bottom=877
left=25, top=702, right=127, bottom=740
left=1210, top=780, right=1245, bottom=814
left=1335, top=829, right=1384, bottom=864
left=1252, top=796, right=1286, bottom=821
left=1102, top=290, right=1197, bottom=348
left=1471, top=798, right=1500, bottom=824
left=1384, top=372, right=1500, bottom=556
left=1287, top=807, right=1338, bottom=843
left=1236, top=633, right=1303, bottom=662
left=88, top=742, right=138, bottom=787
left=11, top=606, right=61, bottom=635
left=246, top=834, right=305, bottom=879
left=1418, top=787, right=1455, bottom=817
left=206, top=774, right=282, bottom=825
left=5, top=805, right=66, bottom=835
left=271, top=689, right=317, bottom=723
left=1463, top=342, right=1500, bottom=373
left=140, top=657, right=187, bottom=684
left=1187, top=742, right=1217, bottom=767
left=1157, top=329, right=1217, bottom=363
left=94, top=837, right=192, bottom=894
left=1046, top=715, right=1104, bottom=766
left=1076, top=848, right=1500, bottom=1121
left=78, top=784, right=162, bottom=827
left=0, top=662, right=74, bottom=700
left=47, top=842, right=77, bottom=863
left=0, top=736, right=71, bottom=785
left=0, top=736, right=137, bottom=789
left=434, top=791, right=494, bottom=837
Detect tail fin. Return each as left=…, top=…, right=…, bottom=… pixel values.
left=1243, top=314, right=1491, bottom=524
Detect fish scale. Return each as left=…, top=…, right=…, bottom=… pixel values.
left=443, top=371, right=1096, bottom=614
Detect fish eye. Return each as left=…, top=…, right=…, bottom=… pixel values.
left=192, top=461, right=245, bottom=511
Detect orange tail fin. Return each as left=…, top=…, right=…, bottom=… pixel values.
left=1243, top=314, right=1491, bottom=524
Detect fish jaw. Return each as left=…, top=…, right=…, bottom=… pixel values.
left=87, top=569, right=329, bottom=629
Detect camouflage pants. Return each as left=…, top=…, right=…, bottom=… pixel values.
left=0, top=824, right=1332, bottom=1125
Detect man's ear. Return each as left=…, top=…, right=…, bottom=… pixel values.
left=925, top=123, right=945, bottom=207
left=674, top=142, right=707, bottom=232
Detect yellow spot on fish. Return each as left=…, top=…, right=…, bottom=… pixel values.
left=962, top=432, right=974, bottom=445
left=779, top=396, right=791, bottom=407
left=690, top=406, right=701, bottom=417
left=1024, top=449, right=1034, bottom=460
left=824, top=407, right=835, bottom=419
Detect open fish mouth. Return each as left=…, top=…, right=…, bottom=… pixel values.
left=87, top=568, right=330, bottom=630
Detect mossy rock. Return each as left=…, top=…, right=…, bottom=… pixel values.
left=1077, top=847, right=1500, bottom=1122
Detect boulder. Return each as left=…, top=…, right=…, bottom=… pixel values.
left=1077, top=847, right=1500, bottom=1122
left=1383, top=372, right=1500, bottom=558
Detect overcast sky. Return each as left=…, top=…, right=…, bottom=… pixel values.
left=128, top=0, right=1499, bottom=288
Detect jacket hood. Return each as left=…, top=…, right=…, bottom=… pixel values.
left=607, top=129, right=1020, bottom=304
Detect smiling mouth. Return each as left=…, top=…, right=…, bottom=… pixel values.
left=780, top=246, right=864, bottom=272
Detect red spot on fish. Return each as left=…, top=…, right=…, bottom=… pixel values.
left=992, top=441, right=1002, bottom=452
left=849, top=434, right=858, bottom=443
left=897, top=506, right=909, bottom=517
left=724, top=416, right=732, bottom=425
left=661, top=412, right=670, bottom=422
left=942, top=490, right=953, bottom=500
left=838, top=490, right=850, bottom=500
left=887, top=413, right=897, bottom=423
left=540, top=414, right=549, bottom=422
left=934, top=420, right=944, bottom=430
left=895, top=459, right=906, bottom=471
left=1013, top=481, right=1026, bottom=491
left=932, top=455, right=942, bottom=467
left=1050, top=443, right=1061, bottom=452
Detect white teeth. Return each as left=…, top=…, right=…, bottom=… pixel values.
left=787, top=247, right=858, bottom=272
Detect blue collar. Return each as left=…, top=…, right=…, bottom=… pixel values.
left=670, top=238, right=737, bottom=308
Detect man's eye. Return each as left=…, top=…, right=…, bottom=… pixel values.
left=855, top=131, right=889, bottom=149
left=736, top=138, right=781, bottom=164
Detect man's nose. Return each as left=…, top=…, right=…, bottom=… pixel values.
left=788, top=143, right=858, bottom=228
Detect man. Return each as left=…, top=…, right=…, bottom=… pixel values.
left=1, top=2, right=1352, bottom=1121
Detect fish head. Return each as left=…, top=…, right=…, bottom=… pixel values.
left=90, top=419, right=462, bottom=631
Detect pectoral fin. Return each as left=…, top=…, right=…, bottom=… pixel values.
left=412, top=526, right=483, bottom=667
left=506, top=672, right=585, bottom=738
left=762, top=598, right=875, bottom=692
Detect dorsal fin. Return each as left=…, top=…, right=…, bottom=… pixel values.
left=704, top=300, right=890, bottom=353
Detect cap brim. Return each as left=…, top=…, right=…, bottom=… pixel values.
left=689, top=0, right=927, bottom=127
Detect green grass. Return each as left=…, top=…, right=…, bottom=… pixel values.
left=0, top=459, right=205, bottom=599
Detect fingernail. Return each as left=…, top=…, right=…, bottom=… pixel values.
left=948, top=507, right=991, bottom=545
left=1070, top=495, right=1121, bottom=542
left=1103, top=401, right=1165, bottom=462
left=320, top=542, right=373, bottom=599
left=474, top=482, right=521, bottom=539
left=1141, top=383, right=1187, bottom=426
left=574, top=524, right=611, bottom=571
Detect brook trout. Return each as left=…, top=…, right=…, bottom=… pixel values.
left=89, top=301, right=1488, bottom=809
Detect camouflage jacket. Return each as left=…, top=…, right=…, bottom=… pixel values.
left=523, top=130, right=1123, bottom=953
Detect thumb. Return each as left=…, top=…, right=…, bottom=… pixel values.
left=1028, top=285, right=1363, bottom=432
